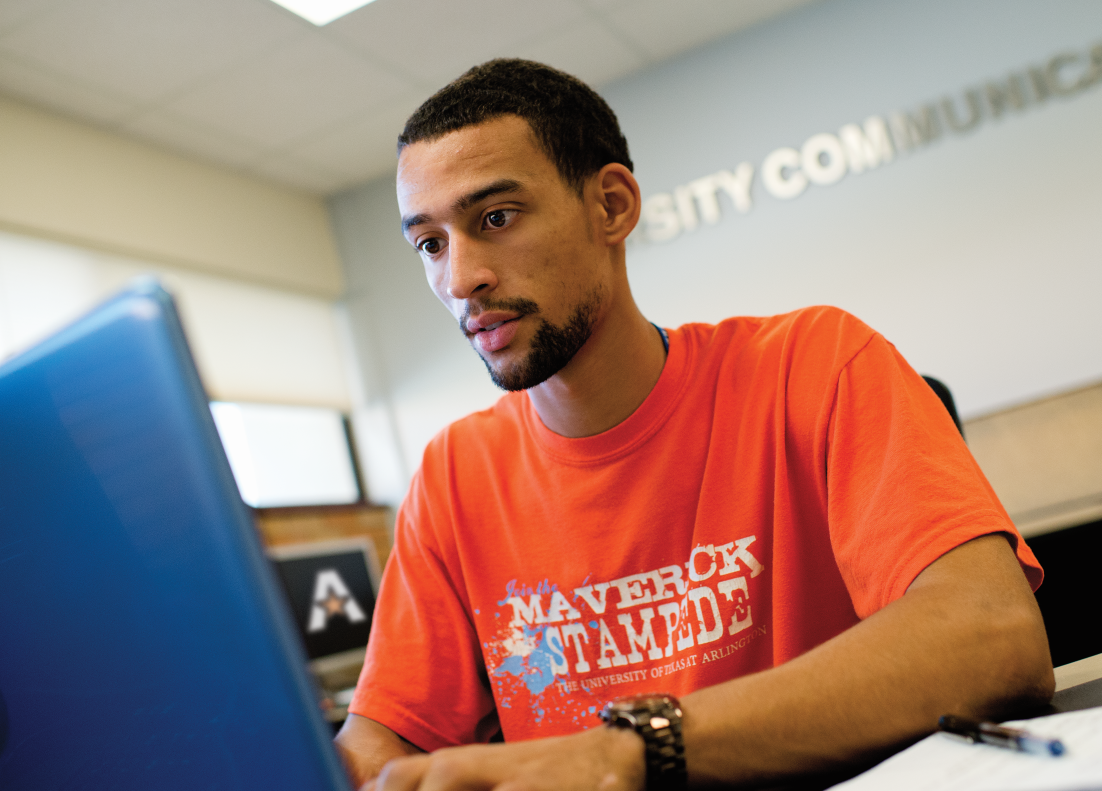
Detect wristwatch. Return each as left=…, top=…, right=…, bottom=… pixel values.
left=599, top=694, right=687, bottom=791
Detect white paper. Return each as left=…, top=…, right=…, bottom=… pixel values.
left=830, top=707, right=1102, bottom=791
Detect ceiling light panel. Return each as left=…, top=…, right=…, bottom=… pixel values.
left=269, top=0, right=376, bottom=26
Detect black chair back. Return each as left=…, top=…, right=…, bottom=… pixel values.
left=922, top=375, right=964, bottom=437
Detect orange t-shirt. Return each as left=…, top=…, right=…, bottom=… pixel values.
left=350, top=306, right=1041, bottom=751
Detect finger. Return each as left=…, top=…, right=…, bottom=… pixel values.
left=492, top=770, right=621, bottom=791
left=418, top=748, right=499, bottom=791
left=376, top=754, right=433, bottom=791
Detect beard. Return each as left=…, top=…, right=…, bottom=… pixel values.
left=462, top=290, right=602, bottom=392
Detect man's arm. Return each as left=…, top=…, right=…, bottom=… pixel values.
left=680, top=532, right=1053, bottom=784
left=335, top=715, right=423, bottom=788
left=348, top=533, right=1052, bottom=790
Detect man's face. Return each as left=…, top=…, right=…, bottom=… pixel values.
left=397, top=115, right=611, bottom=391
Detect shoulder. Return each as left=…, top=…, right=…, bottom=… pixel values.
left=419, top=390, right=529, bottom=476
left=672, top=306, right=877, bottom=371
left=399, top=392, right=526, bottom=540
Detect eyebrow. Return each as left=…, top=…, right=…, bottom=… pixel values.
left=401, top=178, right=524, bottom=234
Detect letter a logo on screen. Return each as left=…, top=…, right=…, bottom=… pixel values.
left=307, top=569, right=367, bottom=633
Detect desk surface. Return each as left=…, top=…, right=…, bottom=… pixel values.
left=786, top=672, right=1102, bottom=791
left=1045, top=674, right=1102, bottom=715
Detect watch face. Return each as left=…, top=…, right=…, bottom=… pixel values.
left=600, top=694, right=688, bottom=791
left=612, top=694, right=680, bottom=710
left=601, top=694, right=683, bottom=722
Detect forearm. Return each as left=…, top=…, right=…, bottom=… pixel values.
left=335, top=714, right=424, bottom=788
left=679, top=535, right=1054, bottom=786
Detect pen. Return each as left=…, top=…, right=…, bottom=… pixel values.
left=938, top=715, right=1065, bottom=756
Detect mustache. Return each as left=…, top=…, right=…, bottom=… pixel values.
left=459, top=296, right=540, bottom=337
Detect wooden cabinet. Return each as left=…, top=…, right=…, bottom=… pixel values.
left=253, top=503, right=393, bottom=568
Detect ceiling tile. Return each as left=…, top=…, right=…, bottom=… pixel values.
left=0, top=52, right=135, bottom=124
left=120, top=110, right=268, bottom=171
left=0, top=0, right=305, bottom=104
left=0, top=0, right=825, bottom=196
left=289, top=93, right=422, bottom=185
left=591, top=0, right=818, bottom=62
left=165, top=33, right=412, bottom=149
left=249, top=153, right=345, bottom=195
left=514, top=19, right=647, bottom=87
left=326, top=0, right=591, bottom=87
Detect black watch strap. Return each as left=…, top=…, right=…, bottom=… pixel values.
left=599, top=695, right=687, bottom=791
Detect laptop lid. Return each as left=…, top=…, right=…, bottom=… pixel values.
left=0, top=281, right=351, bottom=790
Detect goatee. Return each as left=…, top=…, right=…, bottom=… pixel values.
left=465, top=290, right=603, bottom=392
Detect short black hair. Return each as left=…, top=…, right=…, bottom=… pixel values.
left=398, top=59, right=633, bottom=196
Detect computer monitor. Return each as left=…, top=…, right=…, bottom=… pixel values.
left=270, top=539, right=381, bottom=725
left=0, top=281, right=351, bottom=790
left=270, top=538, right=380, bottom=663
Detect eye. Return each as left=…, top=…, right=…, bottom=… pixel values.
left=483, top=209, right=517, bottom=230
left=418, top=237, right=445, bottom=256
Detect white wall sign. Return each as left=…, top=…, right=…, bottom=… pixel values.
left=638, top=41, right=1102, bottom=245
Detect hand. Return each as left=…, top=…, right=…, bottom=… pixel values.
left=364, top=724, right=645, bottom=791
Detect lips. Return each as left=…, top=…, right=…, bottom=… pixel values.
left=473, top=317, right=520, bottom=353
left=464, top=302, right=538, bottom=354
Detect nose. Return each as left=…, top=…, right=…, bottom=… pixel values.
left=445, top=234, right=497, bottom=300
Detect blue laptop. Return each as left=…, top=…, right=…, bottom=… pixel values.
left=0, top=281, right=351, bottom=790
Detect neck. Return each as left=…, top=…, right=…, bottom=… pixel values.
left=526, top=289, right=667, bottom=439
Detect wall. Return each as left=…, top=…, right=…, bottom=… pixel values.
left=329, top=0, right=1102, bottom=502
left=0, top=97, right=356, bottom=409
left=0, top=95, right=344, bottom=298
left=611, top=0, right=1102, bottom=419
left=0, top=229, right=353, bottom=410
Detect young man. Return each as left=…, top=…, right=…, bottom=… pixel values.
left=335, top=60, right=1053, bottom=790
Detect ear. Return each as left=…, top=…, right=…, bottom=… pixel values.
left=592, top=163, right=641, bottom=246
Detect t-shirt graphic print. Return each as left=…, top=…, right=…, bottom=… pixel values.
left=486, top=536, right=766, bottom=725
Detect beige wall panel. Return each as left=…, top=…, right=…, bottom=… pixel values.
left=0, top=96, right=344, bottom=298
left=0, top=230, right=352, bottom=411
left=966, top=382, right=1102, bottom=537
left=100, top=263, right=354, bottom=410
